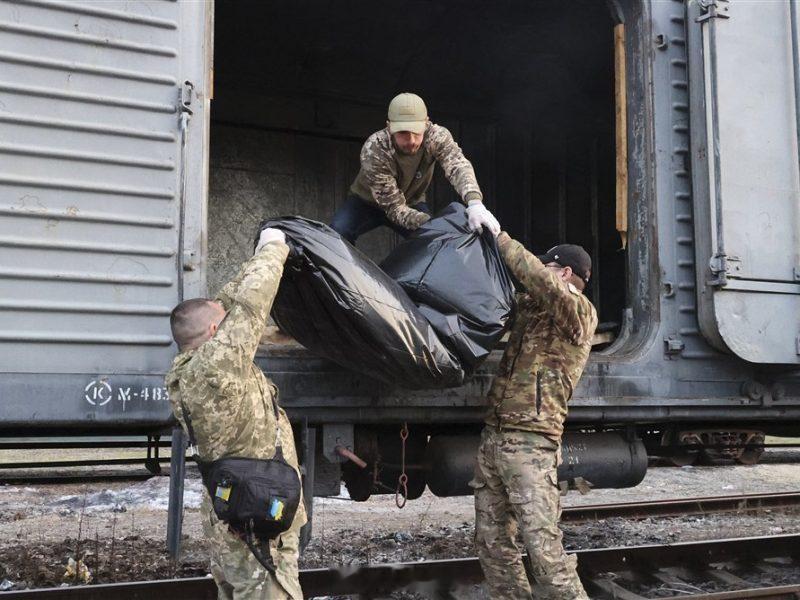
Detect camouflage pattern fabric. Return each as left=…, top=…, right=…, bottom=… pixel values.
left=474, top=232, right=596, bottom=598
left=165, top=241, right=306, bottom=600
left=484, top=232, right=598, bottom=438
left=349, top=122, right=483, bottom=229
left=472, top=428, right=588, bottom=600
left=206, top=498, right=301, bottom=600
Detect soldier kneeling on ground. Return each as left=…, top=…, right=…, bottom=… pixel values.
left=166, top=227, right=305, bottom=600
left=473, top=236, right=598, bottom=600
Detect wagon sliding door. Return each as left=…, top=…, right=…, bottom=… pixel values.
left=688, top=0, right=800, bottom=365
left=0, top=0, right=210, bottom=429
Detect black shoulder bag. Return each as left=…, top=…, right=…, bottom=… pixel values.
left=180, top=396, right=302, bottom=574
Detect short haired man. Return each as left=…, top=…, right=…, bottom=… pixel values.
left=472, top=237, right=598, bottom=599
left=165, top=228, right=305, bottom=600
left=330, top=92, right=500, bottom=244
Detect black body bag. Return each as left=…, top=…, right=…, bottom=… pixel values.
left=380, top=202, right=515, bottom=371
left=257, top=214, right=465, bottom=388
left=257, top=202, right=514, bottom=388
left=181, top=399, right=301, bottom=574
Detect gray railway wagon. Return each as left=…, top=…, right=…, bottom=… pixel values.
left=2, top=0, right=800, bottom=498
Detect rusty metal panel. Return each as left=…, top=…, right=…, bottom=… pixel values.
left=0, top=0, right=207, bottom=382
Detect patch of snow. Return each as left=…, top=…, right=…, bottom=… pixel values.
left=49, top=478, right=205, bottom=513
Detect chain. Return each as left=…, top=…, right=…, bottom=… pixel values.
left=395, top=423, right=409, bottom=508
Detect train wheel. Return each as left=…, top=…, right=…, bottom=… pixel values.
left=736, top=432, right=765, bottom=465
left=660, top=430, right=699, bottom=467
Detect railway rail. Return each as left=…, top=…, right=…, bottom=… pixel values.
left=0, top=436, right=173, bottom=481
left=3, top=533, right=798, bottom=599
left=0, top=460, right=173, bottom=485
left=0, top=472, right=156, bottom=485
left=561, top=490, right=800, bottom=523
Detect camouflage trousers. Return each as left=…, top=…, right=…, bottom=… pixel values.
left=202, top=495, right=304, bottom=600
left=472, top=427, right=588, bottom=600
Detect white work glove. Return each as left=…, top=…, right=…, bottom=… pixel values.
left=466, top=200, right=501, bottom=237
left=255, top=227, right=286, bottom=254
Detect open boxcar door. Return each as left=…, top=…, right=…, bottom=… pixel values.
left=688, top=0, right=800, bottom=365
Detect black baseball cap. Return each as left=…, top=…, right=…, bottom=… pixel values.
left=537, top=244, right=592, bottom=282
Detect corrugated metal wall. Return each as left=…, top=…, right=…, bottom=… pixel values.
left=0, top=0, right=188, bottom=375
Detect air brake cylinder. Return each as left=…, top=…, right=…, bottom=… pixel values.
left=424, top=432, right=648, bottom=497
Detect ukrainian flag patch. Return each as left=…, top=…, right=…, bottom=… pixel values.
left=268, top=498, right=285, bottom=521
left=215, top=485, right=232, bottom=502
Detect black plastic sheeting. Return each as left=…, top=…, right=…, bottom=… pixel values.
left=260, top=203, right=515, bottom=389
left=380, top=203, right=515, bottom=372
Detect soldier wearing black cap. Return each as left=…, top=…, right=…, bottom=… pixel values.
left=472, top=232, right=597, bottom=599
left=538, top=244, right=593, bottom=289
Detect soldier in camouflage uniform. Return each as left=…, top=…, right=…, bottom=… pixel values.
left=472, top=234, right=598, bottom=599
left=330, top=92, right=500, bottom=243
left=165, top=227, right=306, bottom=600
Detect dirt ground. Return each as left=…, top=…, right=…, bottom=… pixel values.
left=1, top=449, right=799, bottom=596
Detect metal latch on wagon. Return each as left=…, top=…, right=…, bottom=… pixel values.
left=664, top=334, right=685, bottom=356
left=696, top=0, right=730, bottom=23
left=707, top=253, right=741, bottom=287
left=180, top=81, right=194, bottom=116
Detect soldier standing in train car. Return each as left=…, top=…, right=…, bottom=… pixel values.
left=330, top=92, right=501, bottom=243
left=472, top=237, right=598, bottom=599
left=165, top=227, right=305, bottom=600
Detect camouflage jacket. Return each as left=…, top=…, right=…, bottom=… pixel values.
left=485, top=233, right=598, bottom=439
left=165, top=242, right=306, bottom=525
left=349, top=123, right=483, bottom=229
